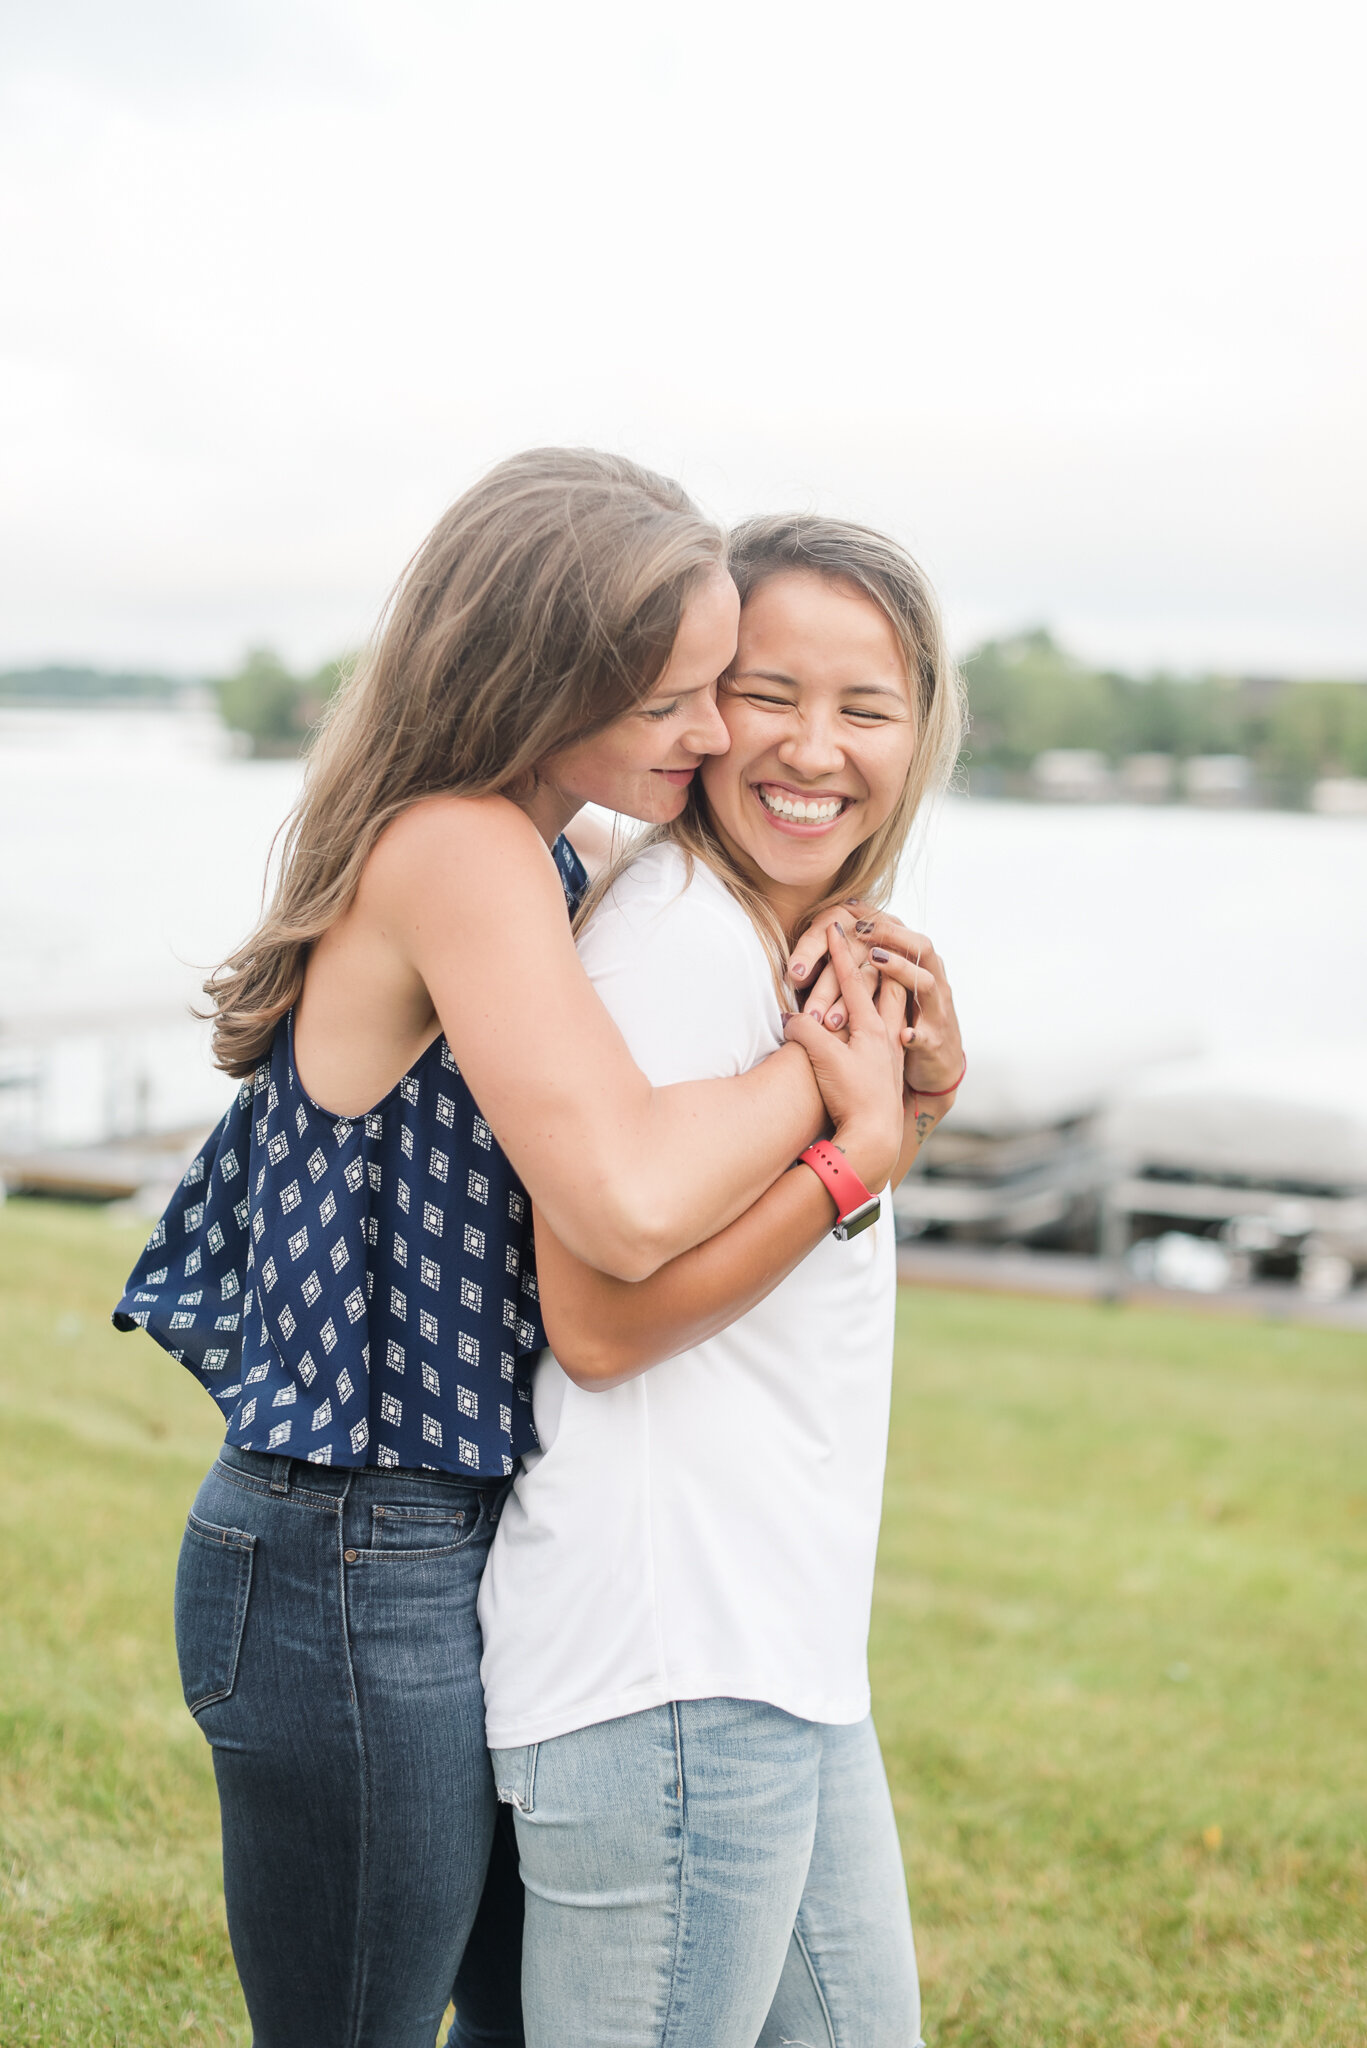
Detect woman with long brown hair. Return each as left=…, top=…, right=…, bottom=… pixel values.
left=113, top=452, right=911, bottom=2048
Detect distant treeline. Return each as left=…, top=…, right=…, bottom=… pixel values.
left=213, top=647, right=350, bottom=757
left=0, top=652, right=348, bottom=756
left=6, top=635, right=1366, bottom=800
left=0, top=664, right=185, bottom=703
left=962, top=630, right=1367, bottom=804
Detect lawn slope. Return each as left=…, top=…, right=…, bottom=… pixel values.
left=876, top=1290, right=1367, bottom=2045
left=2, top=1199, right=1364, bottom=2045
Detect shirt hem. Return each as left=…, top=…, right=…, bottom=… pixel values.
left=484, top=1671, right=872, bottom=1751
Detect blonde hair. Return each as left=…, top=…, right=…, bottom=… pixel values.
left=205, top=448, right=723, bottom=1076
left=579, top=513, right=965, bottom=990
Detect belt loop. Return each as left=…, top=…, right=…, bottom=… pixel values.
left=268, top=1458, right=290, bottom=1497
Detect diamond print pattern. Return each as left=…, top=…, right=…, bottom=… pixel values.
left=111, top=833, right=588, bottom=1476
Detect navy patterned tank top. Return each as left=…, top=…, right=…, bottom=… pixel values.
left=113, top=833, right=587, bottom=1478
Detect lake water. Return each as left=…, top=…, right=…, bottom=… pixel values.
left=3, top=705, right=1365, bottom=1146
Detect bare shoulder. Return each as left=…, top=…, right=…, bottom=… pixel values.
left=364, top=794, right=562, bottom=915
left=373, top=791, right=546, bottom=869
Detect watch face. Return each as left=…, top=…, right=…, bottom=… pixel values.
left=833, top=1195, right=881, bottom=1242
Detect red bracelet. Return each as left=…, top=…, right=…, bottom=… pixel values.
left=910, top=1054, right=966, bottom=1098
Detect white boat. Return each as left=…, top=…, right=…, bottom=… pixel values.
left=893, top=1038, right=1192, bottom=1247
left=1099, top=1046, right=1367, bottom=1294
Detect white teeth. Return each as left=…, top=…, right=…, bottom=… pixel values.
left=758, top=787, right=844, bottom=823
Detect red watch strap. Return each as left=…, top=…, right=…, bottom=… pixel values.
left=796, top=1141, right=876, bottom=1222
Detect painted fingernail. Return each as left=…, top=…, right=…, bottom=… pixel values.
left=780, top=1011, right=795, bottom=1024
left=833, top=922, right=846, bottom=939
left=790, top=961, right=809, bottom=980
left=808, top=1008, right=824, bottom=1026
left=870, top=946, right=890, bottom=962
left=854, top=919, right=875, bottom=935
left=827, top=1012, right=844, bottom=1029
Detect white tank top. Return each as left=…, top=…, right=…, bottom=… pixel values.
left=479, top=844, right=897, bottom=1749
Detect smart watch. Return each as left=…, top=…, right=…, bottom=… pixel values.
left=795, top=1140, right=882, bottom=1241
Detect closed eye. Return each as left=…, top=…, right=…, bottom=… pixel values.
left=740, top=695, right=892, bottom=722
left=642, top=680, right=722, bottom=722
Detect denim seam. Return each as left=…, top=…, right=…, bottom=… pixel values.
left=369, top=1499, right=484, bottom=1555
left=213, top=1461, right=342, bottom=1514
left=185, top=1511, right=256, bottom=1552
left=786, top=1923, right=838, bottom=2048
left=346, top=1543, right=480, bottom=1564
left=492, top=1743, right=537, bottom=1814
left=660, top=1703, right=688, bottom=2048
left=182, top=1519, right=256, bottom=1714
left=371, top=1504, right=472, bottom=1521
left=336, top=1500, right=371, bottom=2048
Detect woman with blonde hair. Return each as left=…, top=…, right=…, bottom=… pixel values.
left=480, top=512, right=967, bottom=2048
left=113, top=455, right=919, bottom=2048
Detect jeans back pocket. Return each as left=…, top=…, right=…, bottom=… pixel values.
left=174, top=1512, right=256, bottom=1715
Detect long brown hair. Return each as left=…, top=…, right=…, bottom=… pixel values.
left=205, top=448, right=723, bottom=1076
left=579, top=513, right=966, bottom=991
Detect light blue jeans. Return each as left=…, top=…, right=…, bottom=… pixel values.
left=491, top=1699, right=923, bottom=2048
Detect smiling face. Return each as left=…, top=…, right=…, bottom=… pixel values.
left=700, top=569, right=917, bottom=927
left=537, top=564, right=739, bottom=829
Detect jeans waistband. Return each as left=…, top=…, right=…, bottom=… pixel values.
left=218, top=1443, right=507, bottom=1500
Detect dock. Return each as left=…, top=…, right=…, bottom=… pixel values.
left=0, top=1129, right=209, bottom=1206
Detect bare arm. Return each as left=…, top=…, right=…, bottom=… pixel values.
left=539, top=928, right=938, bottom=1387
left=540, top=1078, right=959, bottom=1391
left=535, top=1168, right=832, bottom=1386
left=362, top=796, right=826, bottom=1281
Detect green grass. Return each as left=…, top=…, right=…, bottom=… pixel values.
left=0, top=1200, right=245, bottom=2045
left=875, top=1291, right=1367, bottom=2045
left=1, top=1199, right=1364, bottom=2044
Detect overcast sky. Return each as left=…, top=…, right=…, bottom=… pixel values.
left=2, top=0, right=1363, bottom=677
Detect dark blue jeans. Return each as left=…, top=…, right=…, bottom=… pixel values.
left=175, top=1445, right=523, bottom=2048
